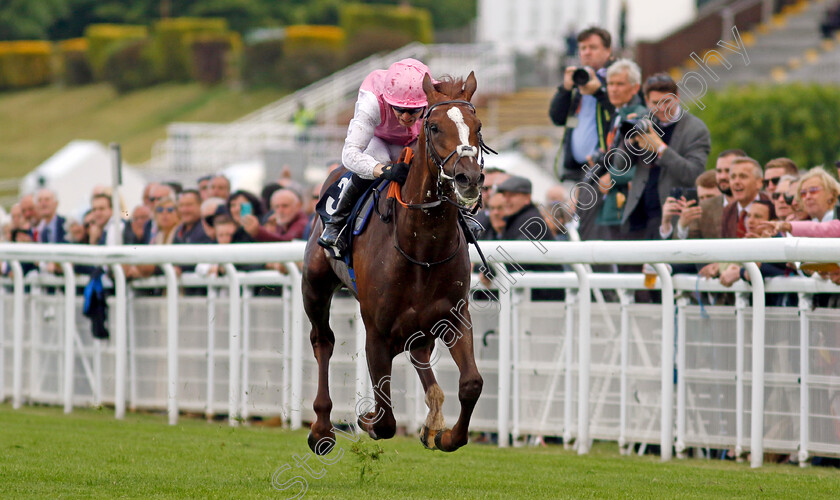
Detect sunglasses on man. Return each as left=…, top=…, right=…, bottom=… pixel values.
left=763, top=177, right=780, bottom=188
left=771, top=192, right=797, bottom=205
left=392, top=105, right=424, bottom=115
left=156, top=206, right=176, bottom=214
left=777, top=192, right=796, bottom=205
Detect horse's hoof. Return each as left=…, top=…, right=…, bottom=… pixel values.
left=307, top=431, right=318, bottom=453
left=420, top=425, right=440, bottom=450
left=434, top=429, right=452, bottom=452
left=357, top=416, right=380, bottom=440
left=308, top=431, right=336, bottom=455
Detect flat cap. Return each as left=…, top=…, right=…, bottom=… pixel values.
left=496, top=175, right=532, bottom=194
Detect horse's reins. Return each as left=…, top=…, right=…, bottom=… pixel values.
left=387, top=99, right=497, bottom=271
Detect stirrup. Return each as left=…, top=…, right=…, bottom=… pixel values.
left=318, top=225, right=348, bottom=258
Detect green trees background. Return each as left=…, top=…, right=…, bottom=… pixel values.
left=694, top=84, right=840, bottom=171
left=0, top=0, right=477, bottom=41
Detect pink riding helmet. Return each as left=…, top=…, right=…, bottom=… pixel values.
left=381, top=58, right=431, bottom=108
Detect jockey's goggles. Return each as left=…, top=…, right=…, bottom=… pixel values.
left=392, top=105, right=424, bottom=115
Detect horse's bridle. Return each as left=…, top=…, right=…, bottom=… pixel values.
left=399, top=99, right=496, bottom=212
left=387, top=99, right=497, bottom=269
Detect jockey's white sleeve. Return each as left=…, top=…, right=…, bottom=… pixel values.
left=342, top=89, right=382, bottom=179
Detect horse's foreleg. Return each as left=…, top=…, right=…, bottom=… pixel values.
left=357, top=339, right=397, bottom=440
left=435, top=322, right=482, bottom=453
left=411, top=346, right=447, bottom=449
left=302, top=262, right=339, bottom=455
left=307, top=322, right=336, bottom=455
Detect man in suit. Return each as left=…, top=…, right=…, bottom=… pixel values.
left=620, top=74, right=711, bottom=240
left=35, top=188, right=66, bottom=244
left=698, top=157, right=769, bottom=279
left=720, top=157, right=769, bottom=238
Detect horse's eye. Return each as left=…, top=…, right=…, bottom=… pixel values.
left=429, top=123, right=439, bottom=133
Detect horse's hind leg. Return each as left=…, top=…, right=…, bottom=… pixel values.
left=302, top=243, right=341, bottom=455
left=432, top=319, right=482, bottom=452
left=411, top=346, right=447, bottom=449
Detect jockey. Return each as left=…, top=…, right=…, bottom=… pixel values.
left=318, top=57, right=431, bottom=254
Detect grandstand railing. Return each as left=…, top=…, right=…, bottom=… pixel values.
left=1, top=239, right=839, bottom=468
left=145, top=43, right=516, bottom=176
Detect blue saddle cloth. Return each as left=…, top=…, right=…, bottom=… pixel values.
left=315, top=172, right=390, bottom=269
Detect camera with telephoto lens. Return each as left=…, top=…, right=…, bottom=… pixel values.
left=572, top=67, right=592, bottom=86
left=618, top=117, right=652, bottom=137
left=616, top=117, right=655, bottom=161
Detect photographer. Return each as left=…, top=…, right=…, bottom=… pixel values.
left=549, top=26, right=615, bottom=183
left=584, top=59, right=647, bottom=240
left=620, top=73, right=711, bottom=240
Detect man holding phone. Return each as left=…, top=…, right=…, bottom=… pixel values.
left=659, top=170, right=722, bottom=239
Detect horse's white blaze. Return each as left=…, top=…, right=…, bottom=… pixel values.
left=446, top=107, right=476, bottom=157
left=445, top=105, right=480, bottom=206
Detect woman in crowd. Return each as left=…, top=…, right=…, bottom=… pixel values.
left=225, top=190, right=264, bottom=243
left=126, top=196, right=181, bottom=279
left=795, top=166, right=840, bottom=222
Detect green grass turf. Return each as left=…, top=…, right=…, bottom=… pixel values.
left=0, top=83, right=286, bottom=181
left=1, top=403, right=838, bottom=499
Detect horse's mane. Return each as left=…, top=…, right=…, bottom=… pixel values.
left=434, top=76, right=465, bottom=99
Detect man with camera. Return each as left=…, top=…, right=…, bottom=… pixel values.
left=620, top=73, right=711, bottom=240
left=582, top=58, right=647, bottom=240
left=549, top=26, right=615, bottom=184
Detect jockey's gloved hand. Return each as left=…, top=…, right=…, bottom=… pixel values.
left=380, top=162, right=410, bottom=184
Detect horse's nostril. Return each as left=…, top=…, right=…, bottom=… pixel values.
left=455, top=173, right=470, bottom=185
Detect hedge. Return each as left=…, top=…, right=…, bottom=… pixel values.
left=58, top=38, right=92, bottom=86
left=242, top=38, right=284, bottom=87
left=152, top=17, right=230, bottom=82
left=187, top=32, right=241, bottom=85
left=339, top=3, right=433, bottom=45
left=693, top=85, right=840, bottom=170
left=85, top=24, right=148, bottom=80
left=284, top=25, right=345, bottom=52
left=278, top=45, right=344, bottom=90
left=102, top=38, right=159, bottom=93
left=345, top=28, right=413, bottom=65
left=0, top=41, right=53, bottom=90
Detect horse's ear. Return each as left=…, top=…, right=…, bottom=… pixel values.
left=422, top=73, right=442, bottom=104
left=462, top=71, right=477, bottom=102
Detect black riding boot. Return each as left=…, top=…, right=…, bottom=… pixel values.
left=318, top=175, right=365, bottom=256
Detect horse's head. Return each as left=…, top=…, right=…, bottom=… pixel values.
left=420, top=72, right=485, bottom=207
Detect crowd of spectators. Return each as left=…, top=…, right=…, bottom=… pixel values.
left=0, top=169, right=315, bottom=283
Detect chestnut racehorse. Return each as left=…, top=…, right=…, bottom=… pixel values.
left=302, top=72, right=487, bottom=454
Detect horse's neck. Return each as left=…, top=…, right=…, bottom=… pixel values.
left=397, top=156, right=459, bottom=239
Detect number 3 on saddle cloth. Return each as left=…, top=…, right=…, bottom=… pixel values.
left=315, top=172, right=390, bottom=266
